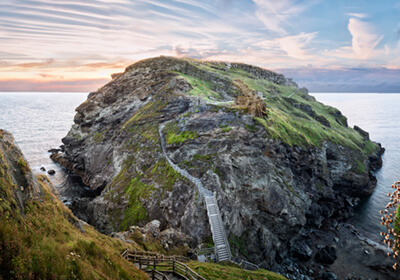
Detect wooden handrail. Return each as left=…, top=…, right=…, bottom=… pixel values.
left=123, top=249, right=190, bottom=262
left=122, top=251, right=206, bottom=280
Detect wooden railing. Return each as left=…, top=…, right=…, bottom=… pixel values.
left=122, top=250, right=206, bottom=280
left=148, top=269, right=169, bottom=280
left=122, top=249, right=191, bottom=263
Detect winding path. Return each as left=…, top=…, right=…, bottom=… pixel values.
left=158, top=122, right=231, bottom=262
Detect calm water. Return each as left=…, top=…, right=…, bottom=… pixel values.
left=0, top=92, right=398, bottom=240
left=0, top=92, right=88, bottom=198
left=313, top=93, right=400, bottom=240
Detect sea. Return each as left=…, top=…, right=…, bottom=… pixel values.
left=0, top=92, right=399, bottom=242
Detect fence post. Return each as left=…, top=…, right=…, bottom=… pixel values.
left=173, top=260, right=175, bottom=273
left=152, top=269, right=155, bottom=280
left=153, top=258, right=156, bottom=271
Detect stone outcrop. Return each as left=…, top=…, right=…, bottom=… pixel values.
left=51, top=56, right=383, bottom=269
left=0, top=130, right=43, bottom=213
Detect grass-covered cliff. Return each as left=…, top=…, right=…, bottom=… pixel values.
left=0, top=129, right=147, bottom=279
left=53, top=56, right=383, bottom=269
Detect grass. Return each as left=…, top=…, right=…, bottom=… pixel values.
left=121, top=176, right=153, bottom=229
left=106, top=156, right=191, bottom=231
left=229, top=234, right=250, bottom=260
left=164, top=121, right=198, bottom=145
left=187, top=261, right=287, bottom=280
left=178, top=73, right=222, bottom=100
left=0, top=146, right=147, bottom=279
left=172, top=59, right=378, bottom=158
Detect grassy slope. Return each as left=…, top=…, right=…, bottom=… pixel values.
left=0, top=148, right=147, bottom=279
left=176, top=59, right=377, bottom=156
left=188, top=261, right=287, bottom=280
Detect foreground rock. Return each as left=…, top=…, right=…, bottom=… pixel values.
left=51, top=56, right=385, bottom=274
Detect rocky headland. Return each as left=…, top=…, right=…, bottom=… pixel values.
left=50, top=56, right=393, bottom=279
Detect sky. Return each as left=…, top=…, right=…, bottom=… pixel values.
left=0, top=0, right=399, bottom=93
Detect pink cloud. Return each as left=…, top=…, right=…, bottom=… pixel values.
left=0, top=78, right=109, bottom=92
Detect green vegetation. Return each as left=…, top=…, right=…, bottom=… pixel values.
left=93, top=132, right=103, bottom=143
left=106, top=157, right=190, bottom=231
left=229, top=234, right=250, bottom=260
left=0, top=148, right=146, bottom=279
left=16, top=157, right=29, bottom=174
left=174, top=59, right=378, bottom=157
left=177, top=72, right=223, bottom=101
left=122, top=176, right=153, bottom=229
left=164, top=121, right=198, bottom=145
left=188, top=261, right=287, bottom=280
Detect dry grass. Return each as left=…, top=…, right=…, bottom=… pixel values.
left=0, top=153, right=148, bottom=280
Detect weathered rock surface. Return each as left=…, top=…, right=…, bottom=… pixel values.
left=51, top=56, right=384, bottom=271
left=315, top=246, right=337, bottom=264
left=0, top=130, right=43, bottom=212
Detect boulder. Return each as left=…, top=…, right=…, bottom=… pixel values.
left=315, top=246, right=337, bottom=265
left=290, top=240, right=313, bottom=261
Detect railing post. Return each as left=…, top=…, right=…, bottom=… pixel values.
left=152, top=269, right=155, bottom=280
left=153, top=258, right=156, bottom=271
left=173, top=259, right=175, bottom=273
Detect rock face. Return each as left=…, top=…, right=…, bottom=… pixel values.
left=51, top=56, right=383, bottom=268
left=0, top=130, right=43, bottom=212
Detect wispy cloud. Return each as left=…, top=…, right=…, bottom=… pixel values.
left=256, top=32, right=318, bottom=60
left=347, top=13, right=367, bottom=18
left=252, top=0, right=318, bottom=35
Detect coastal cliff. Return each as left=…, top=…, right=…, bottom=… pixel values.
left=51, top=56, right=384, bottom=269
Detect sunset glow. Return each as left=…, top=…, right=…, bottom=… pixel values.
left=1, top=0, right=399, bottom=92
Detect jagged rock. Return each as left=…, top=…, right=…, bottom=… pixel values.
left=291, top=240, right=313, bottom=261
left=159, top=228, right=192, bottom=248
left=315, top=246, right=337, bottom=265
left=354, top=125, right=369, bottom=141
left=143, top=220, right=161, bottom=238
left=47, top=169, right=55, bottom=175
left=0, top=130, right=43, bottom=211
left=321, top=271, right=337, bottom=280
left=40, top=166, right=46, bottom=171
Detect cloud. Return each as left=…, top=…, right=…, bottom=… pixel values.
left=16, top=59, right=55, bottom=68
left=255, top=32, right=318, bottom=60
left=347, top=13, right=367, bottom=18
left=38, top=73, right=64, bottom=79
left=328, top=18, right=383, bottom=60
left=0, top=78, right=109, bottom=92
left=252, top=0, right=317, bottom=35
left=349, top=18, right=383, bottom=59
left=280, top=67, right=400, bottom=93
